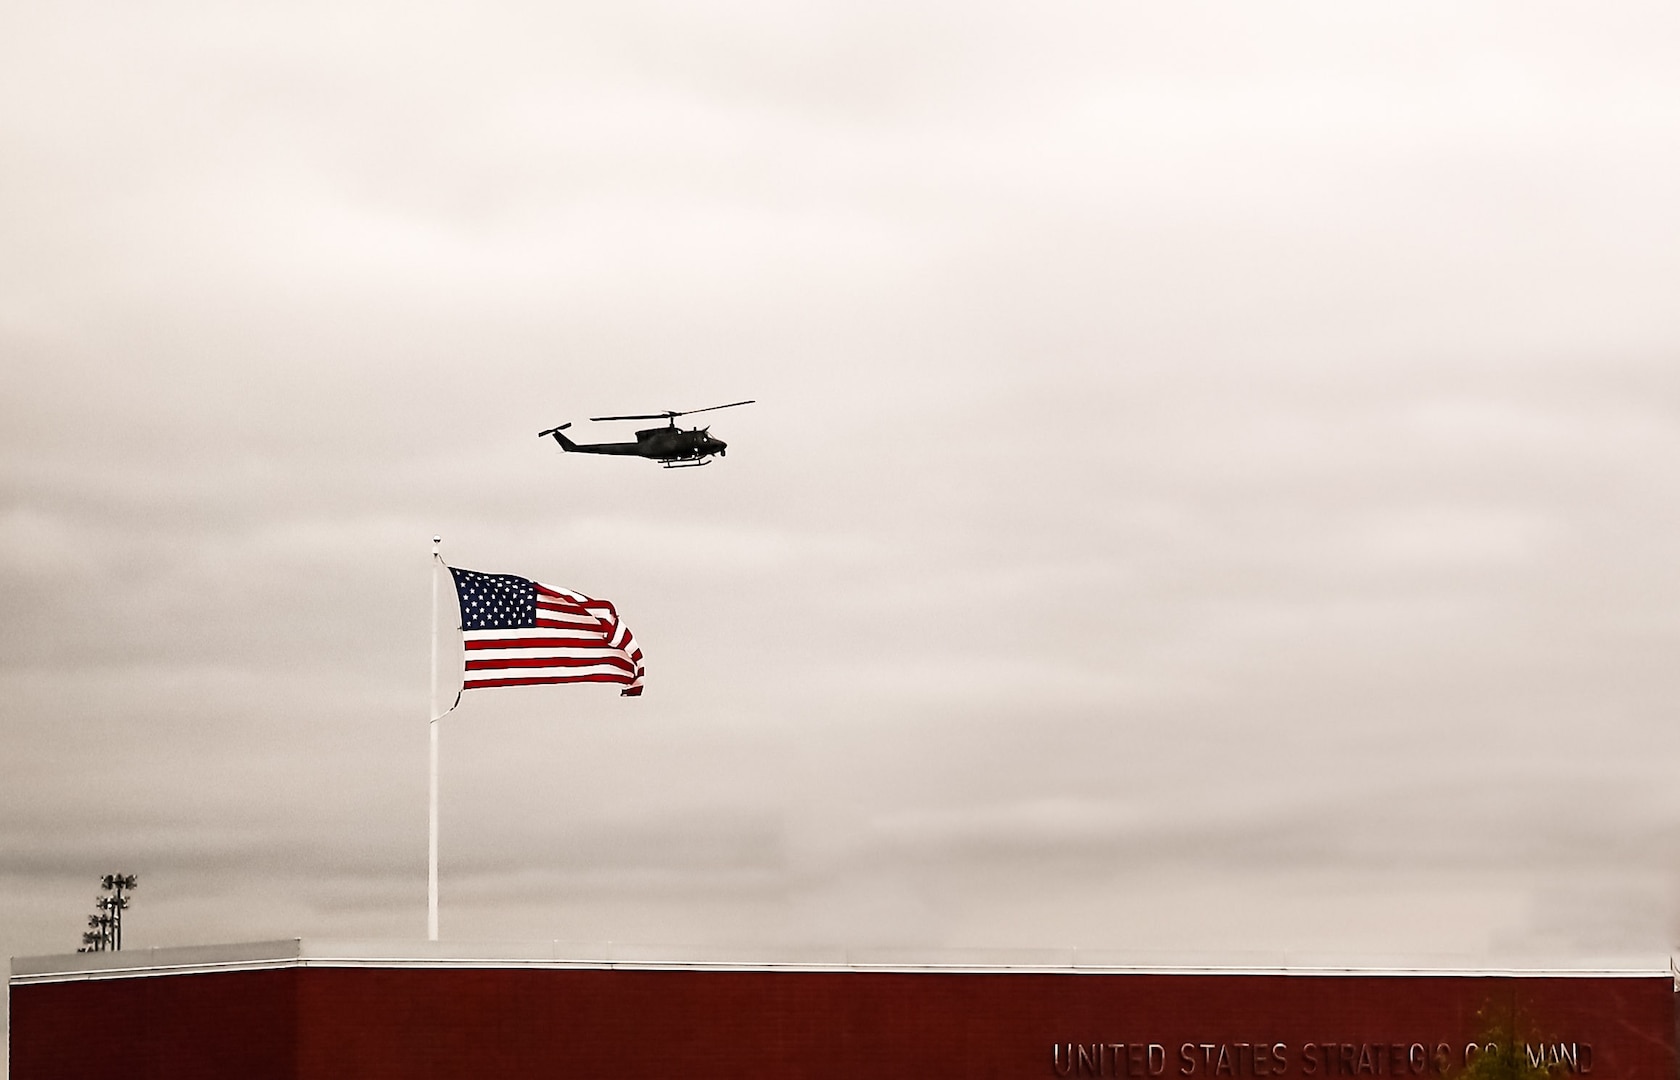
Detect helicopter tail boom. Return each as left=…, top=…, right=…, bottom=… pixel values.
left=538, top=424, right=649, bottom=455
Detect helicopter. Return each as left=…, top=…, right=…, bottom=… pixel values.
left=538, top=400, right=755, bottom=468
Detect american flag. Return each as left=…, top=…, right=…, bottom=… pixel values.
left=448, top=567, right=644, bottom=697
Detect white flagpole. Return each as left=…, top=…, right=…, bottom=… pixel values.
left=428, top=535, right=442, bottom=941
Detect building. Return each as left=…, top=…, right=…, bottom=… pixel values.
left=9, top=941, right=1675, bottom=1079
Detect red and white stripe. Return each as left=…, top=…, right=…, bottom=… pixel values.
left=462, top=583, right=644, bottom=696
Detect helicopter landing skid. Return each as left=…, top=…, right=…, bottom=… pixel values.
left=661, top=458, right=713, bottom=469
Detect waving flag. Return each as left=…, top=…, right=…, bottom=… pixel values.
left=447, top=567, right=644, bottom=696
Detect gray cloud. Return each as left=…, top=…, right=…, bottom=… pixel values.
left=8, top=7, right=1680, bottom=1066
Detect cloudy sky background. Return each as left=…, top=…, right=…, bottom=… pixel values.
left=7, top=2, right=1680, bottom=1053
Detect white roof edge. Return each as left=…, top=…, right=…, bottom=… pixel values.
left=11, top=940, right=1675, bottom=985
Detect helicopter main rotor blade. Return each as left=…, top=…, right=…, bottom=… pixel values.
left=589, top=411, right=678, bottom=422
left=676, top=399, right=755, bottom=417
left=589, top=400, right=755, bottom=422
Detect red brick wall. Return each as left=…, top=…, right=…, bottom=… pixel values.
left=10, top=968, right=297, bottom=1080
left=12, top=967, right=1672, bottom=1080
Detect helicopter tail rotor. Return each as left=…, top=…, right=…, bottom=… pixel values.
left=537, top=423, right=577, bottom=450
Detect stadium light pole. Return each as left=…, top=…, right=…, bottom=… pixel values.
left=101, top=874, right=137, bottom=950
left=88, top=910, right=112, bottom=951
left=82, top=915, right=107, bottom=952
left=95, top=898, right=114, bottom=945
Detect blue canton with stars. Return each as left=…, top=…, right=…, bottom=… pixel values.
left=449, top=568, right=537, bottom=630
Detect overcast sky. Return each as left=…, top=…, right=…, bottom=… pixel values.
left=7, top=2, right=1680, bottom=1050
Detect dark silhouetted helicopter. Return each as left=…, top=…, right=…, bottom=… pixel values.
left=539, top=400, right=755, bottom=468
